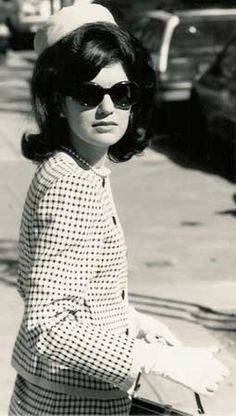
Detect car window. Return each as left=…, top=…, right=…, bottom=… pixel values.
left=131, top=18, right=166, bottom=70
left=162, top=19, right=236, bottom=83
left=170, top=20, right=236, bottom=57
left=132, top=18, right=166, bottom=53
left=142, top=19, right=166, bottom=52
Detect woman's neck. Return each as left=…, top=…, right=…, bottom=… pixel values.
left=70, top=134, right=107, bottom=168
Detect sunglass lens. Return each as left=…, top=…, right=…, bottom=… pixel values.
left=111, top=82, right=140, bottom=107
left=77, top=84, right=103, bottom=107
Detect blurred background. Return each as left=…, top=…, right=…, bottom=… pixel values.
left=0, top=1, right=236, bottom=415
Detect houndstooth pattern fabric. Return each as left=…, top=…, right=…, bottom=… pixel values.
left=9, top=375, right=131, bottom=415
left=10, top=151, right=135, bottom=415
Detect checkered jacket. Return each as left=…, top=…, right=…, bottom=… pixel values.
left=11, top=151, right=135, bottom=399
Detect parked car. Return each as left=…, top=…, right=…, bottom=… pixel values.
left=130, top=8, right=236, bottom=137
left=0, top=0, right=60, bottom=47
left=187, top=37, right=236, bottom=182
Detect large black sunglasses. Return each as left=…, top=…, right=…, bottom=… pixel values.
left=69, top=81, right=140, bottom=108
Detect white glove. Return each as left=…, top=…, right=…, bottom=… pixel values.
left=129, top=306, right=181, bottom=346
left=132, top=341, right=230, bottom=396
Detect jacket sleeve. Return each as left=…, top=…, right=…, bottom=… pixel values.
left=23, top=173, right=135, bottom=386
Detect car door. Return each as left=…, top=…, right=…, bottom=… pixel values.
left=197, top=40, right=236, bottom=144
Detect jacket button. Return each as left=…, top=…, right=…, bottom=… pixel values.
left=125, top=328, right=129, bottom=335
left=112, top=216, right=117, bottom=225
left=121, top=289, right=125, bottom=300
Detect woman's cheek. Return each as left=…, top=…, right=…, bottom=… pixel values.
left=118, top=110, right=131, bottom=137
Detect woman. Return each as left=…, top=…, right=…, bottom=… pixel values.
left=9, top=1, right=229, bottom=415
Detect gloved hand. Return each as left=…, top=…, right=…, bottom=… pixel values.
left=132, top=341, right=230, bottom=396
left=128, top=306, right=181, bottom=346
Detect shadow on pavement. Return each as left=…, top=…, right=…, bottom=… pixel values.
left=150, top=134, right=236, bottom=185
left=0, top=239, right=18, bottom=287
left=129, top=292, right=236, bottom=332
left=217, top=209, right=236, bottom=218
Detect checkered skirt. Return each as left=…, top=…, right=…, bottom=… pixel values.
left=9, top=375, right=131, bottom=415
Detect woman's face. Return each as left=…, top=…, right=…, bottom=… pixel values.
left=63, top=61, right=131, bottom=149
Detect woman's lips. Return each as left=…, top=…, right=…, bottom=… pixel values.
left=93, top=121, right=118, bottom=127
left=93, top=121, right=118, bottom=132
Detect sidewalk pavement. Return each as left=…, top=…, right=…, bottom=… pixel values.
left=0, top=112, right=236, bottom=415
left=110, top=149, right=236, bottom=415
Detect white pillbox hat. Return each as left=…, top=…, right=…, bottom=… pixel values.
left=34, top=0, right=117, bottom=56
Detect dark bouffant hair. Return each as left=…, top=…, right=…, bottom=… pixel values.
left=22, top=22, right=156, bottom=163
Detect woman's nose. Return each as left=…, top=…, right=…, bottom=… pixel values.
left=98, top=93, right=114, bottom=114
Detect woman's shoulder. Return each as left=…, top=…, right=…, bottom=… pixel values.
left=44, top=150, right=87, bottom=176
left=32, top=151, right=96, bottom=198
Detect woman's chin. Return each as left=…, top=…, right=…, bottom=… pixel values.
left=88, top=132, right=123, bottom=147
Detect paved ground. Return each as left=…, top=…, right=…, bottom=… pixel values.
left=0, top=51, right=236, bottom=416
left=110, top=151, right=236, bottom=415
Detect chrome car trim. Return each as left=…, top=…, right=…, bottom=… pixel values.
left=145, top=10, right=173, bottom=21
left=177, top=8, right=236, bottom=18
left=159, top=15, right=180, bottom=73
